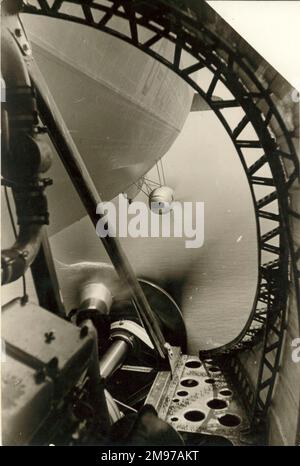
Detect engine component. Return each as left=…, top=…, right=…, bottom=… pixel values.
left=99, top=319, right=155, bottom=380
left=100, top=339, right=131, bottom=381
left=79, top=283, right=113, bottom=316
left=1, top=3, right=53, bottom=285
left=2, top=300, right=109, bottom=445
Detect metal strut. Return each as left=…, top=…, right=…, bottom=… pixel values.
left=28, top=62, right=167, bottom=361
left=17, top=0, right=300, bottom=428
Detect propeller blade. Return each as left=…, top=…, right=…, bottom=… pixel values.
left=55, top=260, right=130, bottom=313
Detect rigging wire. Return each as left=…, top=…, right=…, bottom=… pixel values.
left=112, top=398, right=138, bottom=413
left=143, top=177, right=161, bottom=186
left=133, top=181, right=149, bottom=198
left=156, top=160, right=162, bottom=186
left=160, top=158, right=166, bottom=185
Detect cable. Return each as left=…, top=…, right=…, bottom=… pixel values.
left=3, top=185, right=28, bottom=304
left=160, top=158, right=166, bottom=185
left=133, top=182, right=149, bottom=198
left=156, top=160, right=162, bottom=186
left=142, top=179, right=152, bottom=195
left=143, top=177, right=161, bottom=187
left=112, top=398, right=138, bottom=413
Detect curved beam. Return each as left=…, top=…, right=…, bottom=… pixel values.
left=20, top=0, right=299, bottom=435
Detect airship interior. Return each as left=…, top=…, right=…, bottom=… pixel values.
left=1, top=0, right=300, bottom=447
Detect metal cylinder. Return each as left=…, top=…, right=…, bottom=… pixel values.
left=99, top=339, right=130, bottom=380
left=79, top=282, right=113, bottom=315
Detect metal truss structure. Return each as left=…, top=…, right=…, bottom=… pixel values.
left=20, top=0, right=299, bottom=430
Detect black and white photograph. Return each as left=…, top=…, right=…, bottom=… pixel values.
left=1, top=0, right=300, bottom=452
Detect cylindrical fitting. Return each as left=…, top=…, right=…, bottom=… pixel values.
left=99, top=339, right=130, bottom=380
left=79, top=282, right=113, bottom=315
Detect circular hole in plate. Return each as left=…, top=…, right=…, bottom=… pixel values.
left=170, top=417, right=179, bottom=422
left=219, top=389, right=232, bottom=397
left=218, top=414, right=241, bottom=427
left=204, top=378, right=215, bottom=384
left=184, top=410, right=206, bottom=422
left=185, top=360, right=202, bottom=369
left=207, top=398, right=228, bottom=410
left=172, top=398, right=180, bottom=403
left=177, top=390, right=189, bottom=397
left=180, top=378, right=199, bottom=388
left=209, top=367, right=221, bottom=373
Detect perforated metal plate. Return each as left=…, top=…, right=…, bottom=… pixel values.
left=145, top=352, right=249, bottom=445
